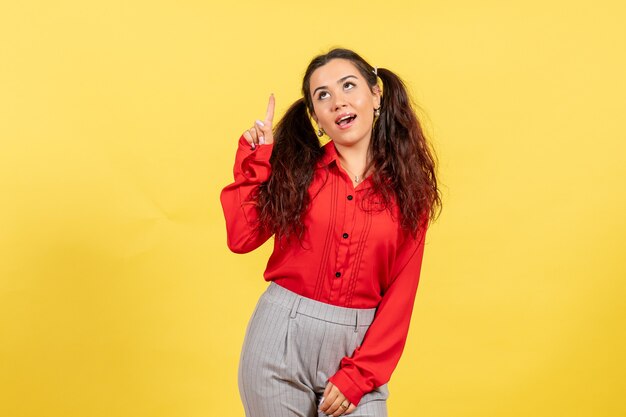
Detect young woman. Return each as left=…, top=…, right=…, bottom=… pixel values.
left=220, top=48, right=441, bottom=417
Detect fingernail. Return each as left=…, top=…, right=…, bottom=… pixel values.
left=319, top=396, right=325, bottom=405
left=255, top=120, right=265, bottom=127
left=250, top=143, right=256, bottom=150
left=259, top=136, right=265, bottom=145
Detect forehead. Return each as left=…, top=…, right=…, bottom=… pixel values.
left=309, top=58, right=362, bottom=88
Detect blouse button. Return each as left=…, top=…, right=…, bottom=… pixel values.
left=347, top=195, right=353, bottom=201
left=335, top=272, right=342, bottom=278
left=342, top=233, right=349, bottom=239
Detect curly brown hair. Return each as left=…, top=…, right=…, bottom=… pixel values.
left=253, top=48, right=441, bottom=243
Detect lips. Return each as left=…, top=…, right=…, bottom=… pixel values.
left=335, top=113, right=357, bottom=129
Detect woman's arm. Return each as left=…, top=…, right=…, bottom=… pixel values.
left=219, top=135, right=274, bottom=253
left=220, top=95, right=276, bottom=254
left=328, top=219, right=429, bottom=406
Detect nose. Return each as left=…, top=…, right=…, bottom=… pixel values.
left=331, top=92, right=347, bottom=111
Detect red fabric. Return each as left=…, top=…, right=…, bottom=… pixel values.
left=220, top=135, right=428, bottom=406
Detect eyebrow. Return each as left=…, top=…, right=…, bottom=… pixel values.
left=312, top=75, right=358, bottom=96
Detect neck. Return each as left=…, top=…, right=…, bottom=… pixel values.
left=333, top=138, right=371, bottom=179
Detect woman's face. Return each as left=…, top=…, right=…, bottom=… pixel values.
left=309, top=59, right=380, bottom=148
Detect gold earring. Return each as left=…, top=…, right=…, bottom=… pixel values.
left=317, top=127, right=325, bottom=137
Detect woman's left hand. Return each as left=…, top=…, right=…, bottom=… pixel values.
left=319, top=381, right=357, bottom=416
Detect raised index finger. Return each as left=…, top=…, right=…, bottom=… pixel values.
left=265, top=93, right=275, bottom=124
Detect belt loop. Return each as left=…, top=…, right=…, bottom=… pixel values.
left=290, top=296, right=301, bottom=319
left=354, top=311, right=359, bottom=333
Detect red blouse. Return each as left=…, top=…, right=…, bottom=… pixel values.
left=220, top=135, right=428, bottom=406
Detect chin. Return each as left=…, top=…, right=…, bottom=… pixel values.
left=330, top=130, right=369, bottom=146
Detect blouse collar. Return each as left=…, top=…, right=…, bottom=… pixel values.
left=317, top=140, right=373, bottom=189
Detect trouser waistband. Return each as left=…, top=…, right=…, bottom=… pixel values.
left=263, top=281, right=377, bottom=332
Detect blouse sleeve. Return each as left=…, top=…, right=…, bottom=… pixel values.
left=328, top=217, right=429, bottom=406
left=219, top=135, right=274, bottom=253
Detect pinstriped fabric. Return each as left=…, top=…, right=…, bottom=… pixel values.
left=314, top=171, right=338, bottom=300
left=264, top=281, right=376, bottom=326
left=239, top=282, right=389, bottom=417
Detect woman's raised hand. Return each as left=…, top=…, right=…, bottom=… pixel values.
left=243, top=94, right=275, bottom=149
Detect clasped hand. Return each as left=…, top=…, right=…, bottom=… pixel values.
left=319, top=381, right=356, bottom=416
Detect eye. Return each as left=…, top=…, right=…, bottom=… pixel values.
left=343, top=81, right=355, bottom=90
left=317, top=91, right=330, bottom=100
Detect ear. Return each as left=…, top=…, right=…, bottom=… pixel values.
left=372, top=85, right=381, bottom=109
left=311, top=112, right=318, bottom=124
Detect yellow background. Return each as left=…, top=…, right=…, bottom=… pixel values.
left=1, top=1, right=624, bottom=416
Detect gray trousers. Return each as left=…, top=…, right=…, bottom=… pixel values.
left=238, top=282, right=389, bottom=417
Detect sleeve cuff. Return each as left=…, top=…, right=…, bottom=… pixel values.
left=236, top=135, right=274, bottom=182
left=237, top=134, right=274, bottom=156
left=328, top=369, right=367, bottom=407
